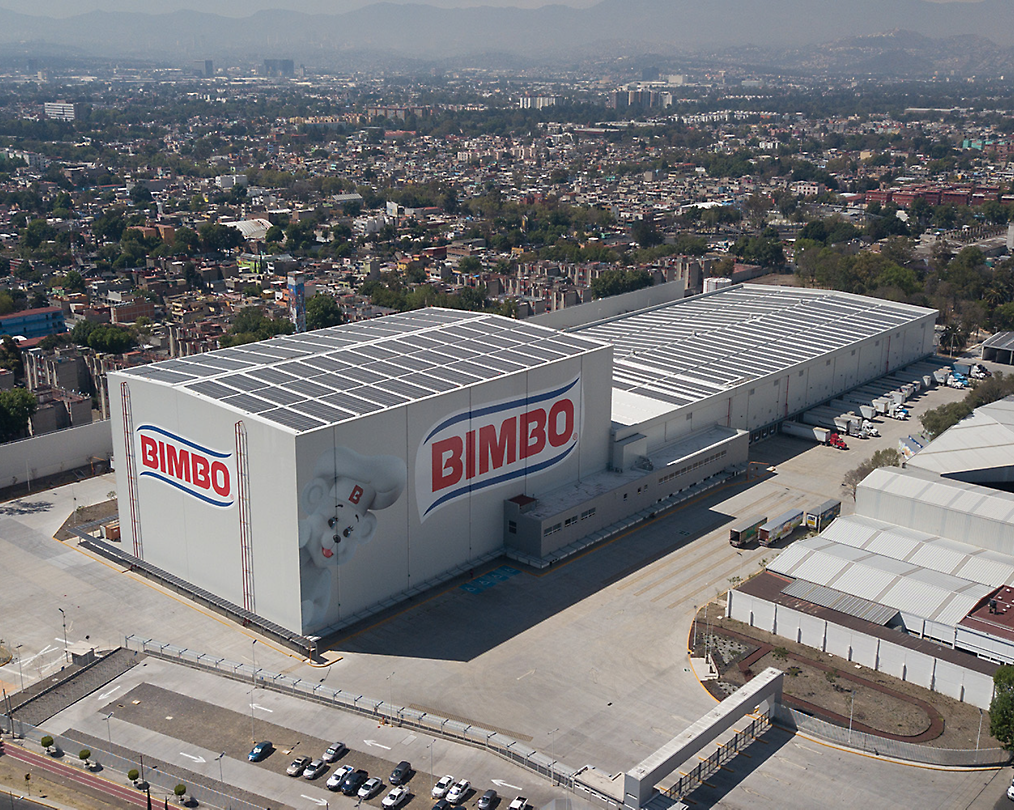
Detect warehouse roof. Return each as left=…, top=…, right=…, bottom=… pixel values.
left=571, top=285, right=935, bottom=411
left=858, top=466, right=1014, bottom=526
left=906, top=396, right=1014, bottom=480
left=768, top=535, right=992, bottom=628
left=117, top=309, right=606, bottom=433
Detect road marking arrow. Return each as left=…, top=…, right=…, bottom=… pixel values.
left=97, top=685, right=122, bottom=700
left=364, top=739, right=392, bottom=750
left=301, top=796, right=328, bottom=806
left=491, top=780, right=522, bottom=790
left=180, top=753, right=206, bottom=764
left=249, top=703, right=273, bottom=712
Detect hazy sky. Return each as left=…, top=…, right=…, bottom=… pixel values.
left=0, top=0, right=977, bottom=17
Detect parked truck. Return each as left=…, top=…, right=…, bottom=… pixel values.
left=954, top=362, right=991, bottom=380
left=781, top=421, right=830, bottom=444
left=759, top=508, right=804, bottom=547
left=729, top=514, right=767, bottom=548
left=805, top=499, right=842, bottom=531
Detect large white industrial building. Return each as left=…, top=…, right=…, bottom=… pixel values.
left=110, top=285, right=937, bottom=638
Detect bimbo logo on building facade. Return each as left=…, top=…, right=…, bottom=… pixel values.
left=416, top=378, right=581, bottom=519
left=135, top=424, right=236, bottom=508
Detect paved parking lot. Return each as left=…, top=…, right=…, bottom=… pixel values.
left=3, top=366, right=1011, bottom=808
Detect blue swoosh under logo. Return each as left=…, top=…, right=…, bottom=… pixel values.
left=139, top=470, right=234, bottom=508
left=423, top=443, right=575, bottom=517
left=424, top=379, right=579, bottom=443
left=136, top=424, right=231, bottom=460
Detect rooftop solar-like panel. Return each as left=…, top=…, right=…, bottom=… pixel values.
left=221, top=393, right=276, bottom=413
left=260, top=408, right=326, bottom=432
left=247, top=367, right=299, bottom=385
left=140, top=368, right=195, bottom=384
left=255, top=387, right=306, bottom=406
left=320, top=391, right=384, bottom=414
left=357, top=386, right=410, bottom=407
left=215, top=374, right=265, bottom=393
left=187, top=380, right=239, bottom=399
left=291, top=399, right=353, bottom=423
left=285, top=379, right=335, bottom=398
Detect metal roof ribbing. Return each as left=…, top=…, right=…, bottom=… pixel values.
left=860, top=467, right=1014, bottom=525
left=118, top=308, right=607, bottom=433
left=770, top=534, right=996, bottom=627
left=571, top=285, right=933, bottom=406
left=818, top=514, right=1014, bottom=588
left=780, top=579, right=899, bottom=625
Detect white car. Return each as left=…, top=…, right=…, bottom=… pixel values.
left=447, top=779, right=470, bottom=804
left=383, top=785, right=410, bottom=808
left=327, top=765, right=355, bottom=791
left=359, top=777, right=384, bottom=799
left=432, top=775, right=455, bottom=799
left=509, top=797, right=528, bottom=810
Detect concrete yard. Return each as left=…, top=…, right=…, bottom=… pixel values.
left=2, top=364, right=1011, bottom=809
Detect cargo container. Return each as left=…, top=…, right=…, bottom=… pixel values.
left=805, top=499, right=841, bottom=531
left=759, top=508, right=804, bottom=546
left=729, top=514, right=767, bottom=547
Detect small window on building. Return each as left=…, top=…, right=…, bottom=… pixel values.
left=623, top=493, right=628, bottom=501
left=565, top=516, right=578, bottom=527
left=581, top=508, right=596, bottom=520
left=508, top=520, right=517, bottom=534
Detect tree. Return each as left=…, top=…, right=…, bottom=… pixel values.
left=219, top=307, right=295, bottom=348
left=198, top=222, right=244, bottom=253
left=842, top=448, right=902, bottom=499
left=0, top=389, right=37, bottom=441
left=305, top=293, right=344, bottom=331
left=0, top=291, right=15, bottom=315
left=62, top=270, right=86, bottom=294
left=590, top=268, right=653, bottom=299
left=0, top=335, right=24, bottom=381
left=457, top=256, right=482, bottom=274
left=990, top=664, right=1014, bottom=751
left=30, top=290, right=49, bottom=309
left=631, top=218, right=663, bottom=248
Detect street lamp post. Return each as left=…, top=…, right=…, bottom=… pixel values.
left=848, top=691, right=856, bottom=744
left=386, top=671, right=395, bottom=717
left=251, top=639, right=258, bottom=689
left=14, top=646, right=23, bottom=692
left=215, top=751, right=226, bottom=783
left=548, top=728, right=559, bottom=785
left=58, top=608, right=69, bottom=663
left=426, top=740, right=434, bottom=792
left=977, top=708, right=983, bottom=751
left=104, top=712, right=113, bottom=747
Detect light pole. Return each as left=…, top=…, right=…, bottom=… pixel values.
left=251, top=639, right=258, bottom=689
left=215, top=751, right=225, bottom=783
left=104, top=712, right=113, bottom=747
left=548, top=728, right=559, bottom=785
left=426, top=740, right=434, bottom=792
left=14, top=646, right=23, bottom=692
left=386, top=671, right=395, bottom=716
left=249, top=688, right=256, bottom=743
left=848, top=691, right=856, bottom=744
left=58, top=608, right=69, bottom=663
left=977, top=708, right=983, bottom=751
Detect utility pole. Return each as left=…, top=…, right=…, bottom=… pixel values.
left=848, top=691, right=856, bottom=744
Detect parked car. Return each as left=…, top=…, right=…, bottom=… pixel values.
left=390, top=760, right=412, bottom=785
left=508, top=797, right=528, bottom=810
left=383, top=785, right=411, bottom=808
left=287, top=755, right=312, bottom=777
left=327, top=765, right=355, bottom=791
left=447, top=779, right=470, bottom=804
left=247, top=741, right=272, bottom=762
left=322, top=742, right=347, bottom=763
left=478, top=789, right=498, bottom=810
left=303, top=759, right=328, bottom=780
left=432, top=775, right=455, bottom=799
left=341, top=769, right=370, bottom=796
left=432, top=800, right=452, bottom=810
left=359, top=777, right=384, bottom=799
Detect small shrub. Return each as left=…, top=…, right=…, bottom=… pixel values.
left=128, top=768, right=139, bottom=782
left=79, top=749, right=91, bottom=761
left=174, top=784, right=187, bottom=797
left=40, top=736, right=54, bottom=749
left=772, top=646, right=789, bottom=661
left=824, top=669, right=837, bottom=684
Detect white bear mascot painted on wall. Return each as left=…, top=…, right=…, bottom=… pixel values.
left=298, top=446, right=407, bottom=630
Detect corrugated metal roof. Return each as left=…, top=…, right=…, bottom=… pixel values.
left=907, top=397, right=1014, bottom=478
left=571, top=285, right=934, bottom=409
left=781, top=579, right=899, bottom=625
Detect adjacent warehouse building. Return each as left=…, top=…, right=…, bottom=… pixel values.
left=111, top=285, right=937, bottom=638
left=729, top=398, right=1014, bottom=708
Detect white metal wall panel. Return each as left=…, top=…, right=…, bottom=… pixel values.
left=797, top=612, right=826, bottom=649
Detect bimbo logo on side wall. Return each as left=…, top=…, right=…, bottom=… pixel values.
left=416, top=378, right=581, bottom=520
left=135, top=424, right=236, bottom=508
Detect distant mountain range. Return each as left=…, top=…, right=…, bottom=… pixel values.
left=1, top=0, right=1014, bottom=70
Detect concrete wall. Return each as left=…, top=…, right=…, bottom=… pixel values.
left=728, top=588, right=994, bottom=709
left=529, top=280, right=686, bottom=331
left=0, top=419, right=112, bottom=487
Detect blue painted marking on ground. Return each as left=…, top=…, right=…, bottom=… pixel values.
left=459, top=566, right=521, bottom=594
